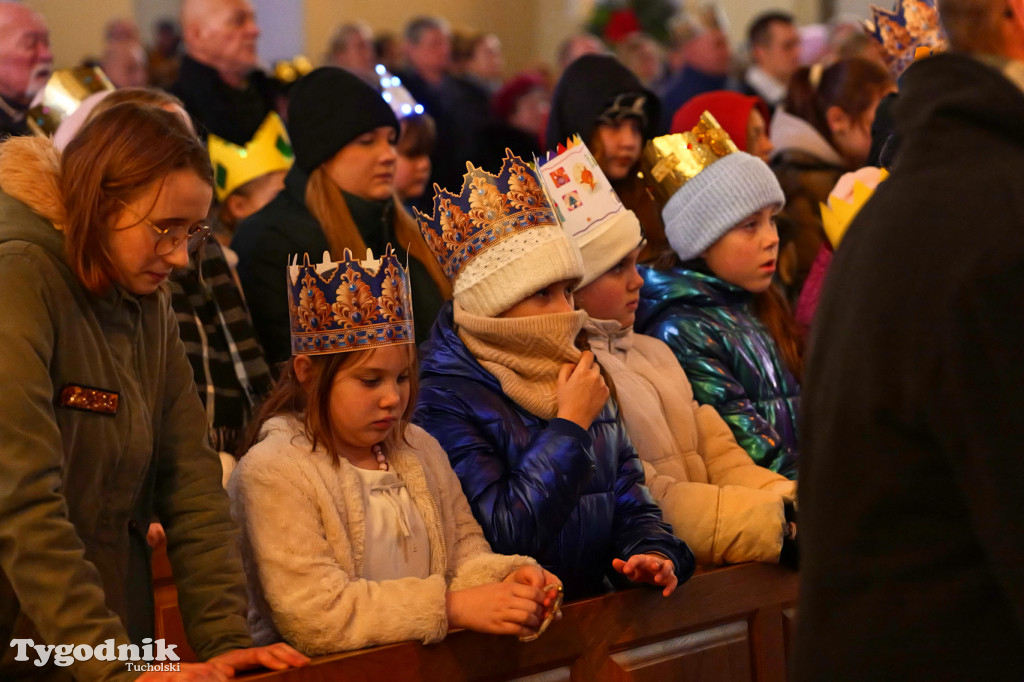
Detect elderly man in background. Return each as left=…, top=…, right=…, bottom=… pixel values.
left=171, top=0, right=281, bottom=145
left=740, top=11, right=801, bottom=109
left=326, top=21, right=376, bottom=84
left=0, top=2, right=52, bottom=137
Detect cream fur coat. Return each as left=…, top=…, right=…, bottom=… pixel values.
left=228, top=415, right=535, bottom=655
left=586, top=319, right=797, bottom=565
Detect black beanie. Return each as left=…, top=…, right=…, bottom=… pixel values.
left=546, top=54, right=661, bottom=150
left=287, top=66, right=399, bottom=173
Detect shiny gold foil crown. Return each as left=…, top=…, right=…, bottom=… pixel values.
left=640, top=111, right=739, bottom=208
left=28, top=66, right=114, bottom=137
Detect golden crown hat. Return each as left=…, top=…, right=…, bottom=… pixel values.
left=27, top=66, right=115, bottom=137
left=413, top=150, right=557, bottom=284
left=639, top=111, right=738, bottom=208
left=287, top=245, right=414, bottom=355
left=820, top=168, right=890, bottom=248
left=208, top=112, right=294, bottom=202
left=273, top=54, right=314, bottom=84
left=868, top=0, right=947, bottom=77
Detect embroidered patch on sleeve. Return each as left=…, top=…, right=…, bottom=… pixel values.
left=59, top=384, right=119, bottom=415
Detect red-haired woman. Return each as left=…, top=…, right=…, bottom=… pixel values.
left=0, top=103, right=306, bottom=680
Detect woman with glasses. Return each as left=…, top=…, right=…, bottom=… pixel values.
left=0, top=102, right=307, bottom=680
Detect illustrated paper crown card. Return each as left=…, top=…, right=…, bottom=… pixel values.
left=208, top=112, right=294, bottom=202
left=287, top=245, right=413, bottom=355
left=28, top=66, right=114, bottom=137
left=820, top=167, right=890, bottom=249
left=640, top=110, right=738, bottom=209
left=537, top=136, right=643, bottom=287
left=868, top=0, right=947, bottom=78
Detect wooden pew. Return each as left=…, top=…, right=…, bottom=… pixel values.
left=231, top=562, right=798, bottom=681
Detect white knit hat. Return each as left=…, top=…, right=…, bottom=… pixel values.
left=662, top=151, right=784, bottom=261
left=538, top=137, right=643, bottom=287
left=415, top=152, right=584, bottom=317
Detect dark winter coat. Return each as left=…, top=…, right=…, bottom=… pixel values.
left=413, top=303, right=694, bottom=600
left=636, top=266, right=800, bottom=478
left=795, top=53, right=1024, bottom=681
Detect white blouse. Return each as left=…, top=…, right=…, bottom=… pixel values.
left=353, top=467, right=431, bottom=581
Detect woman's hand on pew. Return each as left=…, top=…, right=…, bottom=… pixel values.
left=446, top=580, right=548, bottom=636
left=207, top=642, right=310, bottom=675
left=612, top=554, right=678, bottom=597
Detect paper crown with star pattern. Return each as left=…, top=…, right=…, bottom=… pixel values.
left=537, top=136, right=643, bottom=288
left=208, top=112, right=294, bottom=202
left=414, top=150, right=583, bottom=316
left=868, top=0, right=947, bottom=78
left=287, top=245, right=414, bottom=355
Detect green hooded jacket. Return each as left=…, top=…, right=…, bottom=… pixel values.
left=0, top=138, right=251, bottom=680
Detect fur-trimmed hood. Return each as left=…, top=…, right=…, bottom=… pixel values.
left=0, top=135, right=65, bottom=234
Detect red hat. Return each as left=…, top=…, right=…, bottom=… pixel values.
left=492, top=72, right=547, bottom=123
left=670, top=91, right=770, bottom=153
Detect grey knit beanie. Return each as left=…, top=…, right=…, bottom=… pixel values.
left=662, top=152, right=785, bottom=261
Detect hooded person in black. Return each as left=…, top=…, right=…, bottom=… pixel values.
left=796, top=0, right=1024, bottom=677
left=546, top=55, right=667, bottom=262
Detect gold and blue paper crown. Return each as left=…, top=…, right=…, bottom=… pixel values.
left=869, top=0, right=947, bottom=77
left=414, top=150, right=557, bottom=283
left=287, top=245, right=414, bottom=355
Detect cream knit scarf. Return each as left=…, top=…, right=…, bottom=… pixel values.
left=454, top=301, right=588, bottom=420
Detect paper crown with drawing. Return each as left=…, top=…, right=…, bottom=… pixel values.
left=208, top=112, right=294, bottom=203
left=413, top=149, right=583, bottom=317
left=537, top=136, right=643, bottom=288
left=287, top=245, right=414, bottom=355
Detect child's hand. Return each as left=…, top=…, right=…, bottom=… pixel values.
left=446, top=581, right=547, bottom=636
left=505, top=566, right=562, bottom=607
left=612, top=553, right=678, bottom=597
left=556, top=351, right=609, bottom=430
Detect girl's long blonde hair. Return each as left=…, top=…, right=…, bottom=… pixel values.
left=304, top=167, right=453, bottom=298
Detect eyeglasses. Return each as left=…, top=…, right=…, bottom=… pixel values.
left=116, top=199, right=211, bottom=256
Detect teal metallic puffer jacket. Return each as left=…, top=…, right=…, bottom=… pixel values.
left=636, top=266, right=800, bottom=479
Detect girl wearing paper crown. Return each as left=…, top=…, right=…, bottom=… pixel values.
left=229, top=246, right=562, bottom=653
left=636, top=114, right=802, bottom=479
left=412, top=151, right=693, bottom=601
left=232, top=66, right=452, bottom=365
left=541, top=138, right=798, bottom=566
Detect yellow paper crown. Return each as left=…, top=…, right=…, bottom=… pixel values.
left=820, top=168, right=890, bottom=248
left=27, top=66, right=115, bottom=137
left=639, top=111, right=739, bottom=208
left=208, top=112, right=294, bottom=202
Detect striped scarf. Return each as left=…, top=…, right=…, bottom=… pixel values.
left=168, top=239, right=273, bottom=454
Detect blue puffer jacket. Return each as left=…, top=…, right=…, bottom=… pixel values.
left=414, top=303, right=693, bottom=600
left=636, top=266, right=800, bottom=479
